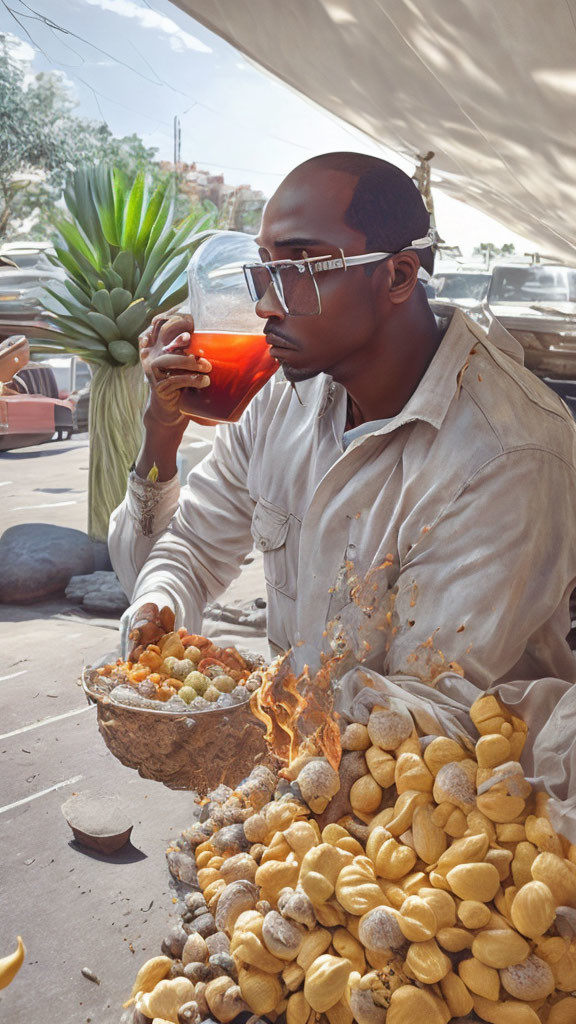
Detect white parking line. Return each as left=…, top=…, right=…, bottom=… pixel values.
left=11, top=500, right=78, bottom=511
left=0, top=670, right=27, bottom=683
left=0, top=775, right=83, bottom=815
left=0, top=703, right=95, bottom=740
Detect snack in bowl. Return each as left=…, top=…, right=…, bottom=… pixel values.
left=82, top=628, right=269, bottom=792
left=91, top=627, right=262, bottom=713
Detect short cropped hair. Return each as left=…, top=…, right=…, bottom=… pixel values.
left=303, top=152, right=434, bottom=275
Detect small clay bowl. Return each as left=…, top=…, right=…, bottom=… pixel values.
left=62, top=793, right=133, bottom=854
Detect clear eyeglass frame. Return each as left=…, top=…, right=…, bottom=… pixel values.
left=242, top=233, right=433, bottom=316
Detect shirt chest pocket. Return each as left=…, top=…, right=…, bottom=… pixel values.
left=251, top=497, right=300, bottom=600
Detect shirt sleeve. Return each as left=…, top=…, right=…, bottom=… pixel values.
left=108, top=471, right=182, bottom=600
left=388, top=447, right=576, bottom=688
left=118, top=412, right=257, bottom=639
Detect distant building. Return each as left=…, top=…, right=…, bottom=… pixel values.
left=160, top=161, right=265, bottom=233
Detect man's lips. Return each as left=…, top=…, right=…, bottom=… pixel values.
left=264, top=329, right=299, bottom=351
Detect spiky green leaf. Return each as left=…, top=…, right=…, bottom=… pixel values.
left=143, top=184, right=175, bottom=260
left=154, top=283, right=188, bottom=312
left=43, top=288, right=105, bottom=337
left=115, top=298, right=149, bottom=339
left=53, top=216, right=96, bottom=266
left=85, top=311, right=122, bottom=342
left=109, top=287, right=133, bottom=316
left=64, top=279, right=92, bottom=307
left=134, top=180, right=168, bottom=257
left=51, top=245, right=91, bottom=289
left=121, top=170, right=146, bottom=251
left=146, top=252, right=189, bottom=308
left=100, top=266, right=125, bottom=291
left=91, top=289, right=115, bottom=319
left=77, top=167, right=112, bottom=266
left=112, top=167, right=128, bottom=241
left=134, top=228, right=182, bottom=301
left=108, top=339, right=139, bottom=366
left=113, top=250, right=136, bottom=292
left=92, top=165, right=119, bottom=247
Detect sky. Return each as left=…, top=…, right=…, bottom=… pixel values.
left=0, top=0, right=537, bottom=258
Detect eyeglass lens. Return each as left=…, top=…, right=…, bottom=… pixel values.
left=246, top=263, right=321, bottom=315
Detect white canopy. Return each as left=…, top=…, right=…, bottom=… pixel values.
left=170, top=0, right=576, bottom=264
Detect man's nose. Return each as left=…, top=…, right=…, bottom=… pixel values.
left=255, top=279, right=286, bottom=320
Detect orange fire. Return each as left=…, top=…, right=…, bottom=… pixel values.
left=250, top=654, right=342, bottom=771
left=250, top=557, right=402, bottom=773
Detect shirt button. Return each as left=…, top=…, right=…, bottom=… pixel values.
left=259, top=538, right=267, bottom=549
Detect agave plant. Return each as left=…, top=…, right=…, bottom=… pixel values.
left=29, top=164, right=215, bottom=541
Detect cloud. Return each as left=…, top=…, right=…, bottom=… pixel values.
left=83, top=0, right=212, bottom=53
left=2, top=32, right=36, bottom=63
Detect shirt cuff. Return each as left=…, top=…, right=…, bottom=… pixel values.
left=125, top=469, right=181, bottom=538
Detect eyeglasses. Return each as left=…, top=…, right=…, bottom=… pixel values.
left=242, top=234, right=433, bottom=316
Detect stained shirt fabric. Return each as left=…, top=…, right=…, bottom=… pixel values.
left=109, top=309, right=576, bottom=689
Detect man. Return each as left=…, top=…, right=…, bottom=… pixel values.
left=109, top=152, right=576, bottom=689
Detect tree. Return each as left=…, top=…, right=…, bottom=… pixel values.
left=0, top=38, right=69, bottom=237
left=472, top=241, right=516, bottom=260
left=28, top=164, right=216, bottom=540
left=0, top=35, right=163, bottom=240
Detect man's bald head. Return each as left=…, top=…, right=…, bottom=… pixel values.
left=282, top=152, right=433, bottom=274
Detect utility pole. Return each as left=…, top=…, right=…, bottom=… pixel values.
left=173, top=115, right=181, bottom=182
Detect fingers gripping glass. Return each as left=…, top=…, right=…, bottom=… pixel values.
left=242, top=234, right=433, bottom=316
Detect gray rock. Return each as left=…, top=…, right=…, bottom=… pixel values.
left=0, top=523, right=95, bottom=603
left=185, top=892, right=208, bottom=914
left=92, top=540, right=112, bottom=572
left=65, top=570, right=128, bottom=613
left=163, top=925, right=189, bottom=959
left=191, top=913, right=217, bottom=938
left=205, top=599, right=267, bottom=631
left=204, top=931, right=230, bottom=956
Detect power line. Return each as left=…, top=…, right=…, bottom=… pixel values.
left=4, top=0, right=189, bottom=93
left=3, top=0, right=330, bottom=159
left=0, top=0, right=335, bottom=184
left=1, top=0, right=51, bottom=61
left=73, top=74, right=174, bottom=131
left=44, top=22, right=88, bottom=68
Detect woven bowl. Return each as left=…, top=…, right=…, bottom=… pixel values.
left=82, top=664, right=268, bottom=794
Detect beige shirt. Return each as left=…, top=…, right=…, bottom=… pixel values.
left=109, top=310, right=576, bottom=688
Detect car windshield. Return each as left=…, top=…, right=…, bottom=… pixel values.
left=489, top=266, right=576, bottom=303
left=433, top=273, right=491, bottom=300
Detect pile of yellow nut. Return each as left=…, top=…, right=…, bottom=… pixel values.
left=125, top=692, right=576, bottom=1024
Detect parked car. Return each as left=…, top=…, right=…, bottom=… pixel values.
left=0, top=243, right=66, bottom=323
left=430, top=266, right=492, bottom=312
left=32, top=353, right=92, bottom=432
left=430, top=259, right=576, bottom=420
left=480, top=261, right=576, bottom=380
left=0, top=335, right=73, bottom=450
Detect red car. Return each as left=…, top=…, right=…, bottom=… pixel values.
left=0, top=335, right=73, bottom=451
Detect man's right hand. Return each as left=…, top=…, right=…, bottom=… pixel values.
left=139, top=313, right=212, bottom=430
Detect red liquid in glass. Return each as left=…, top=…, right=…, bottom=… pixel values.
left=179, top=331, right=278, bottom=423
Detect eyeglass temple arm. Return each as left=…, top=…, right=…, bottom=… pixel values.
left=314, top=242, right=432, bottom=275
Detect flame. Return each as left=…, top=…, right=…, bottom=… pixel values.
left=315, top=714, right=342, bottom=772
left=250, top=653, right=342, bottom=770
left=250, top=556, right=401, bottom=773
left=250, top=654, right=308, bottom=763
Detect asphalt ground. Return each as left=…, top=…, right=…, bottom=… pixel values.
left=0, top=433, right=267, bottom=1024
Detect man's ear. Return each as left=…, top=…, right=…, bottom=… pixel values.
left=387, top=251, right=421, bottom=304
